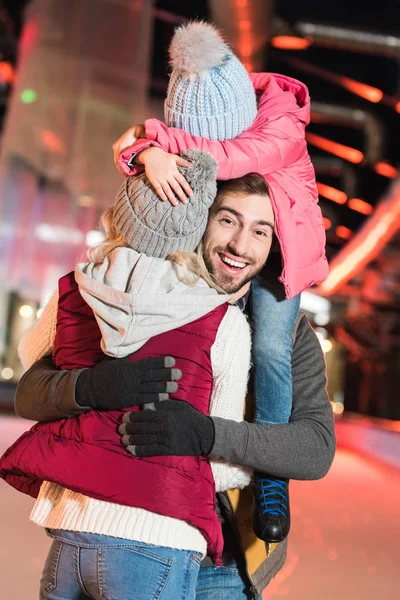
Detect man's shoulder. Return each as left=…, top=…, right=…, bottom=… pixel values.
left=291, top=310, right=309, bottom=345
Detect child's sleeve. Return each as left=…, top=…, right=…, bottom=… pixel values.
left=119, top=114, right=305, bottom=180
left=18, top=291, right=58, bottom=370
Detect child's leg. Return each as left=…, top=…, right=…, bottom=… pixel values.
left=251, top=272, right=300, bottom=425
left=250, top=270, right=300, bottom=545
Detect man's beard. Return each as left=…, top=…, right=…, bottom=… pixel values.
left=203, top=244, right=264, bottom=295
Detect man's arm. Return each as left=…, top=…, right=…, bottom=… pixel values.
left=14, top=355, right=181, bottom=422
left=15, top=355, right=84, bottom=421
left=209, top=315, right=336, bottom=480
left=119, top=315, right=336, bottom=481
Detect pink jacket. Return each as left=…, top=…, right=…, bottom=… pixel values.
left=119, top=73, right=329, bottom=299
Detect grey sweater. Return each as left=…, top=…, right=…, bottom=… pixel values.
left=15, top=314, right=335, bottom=481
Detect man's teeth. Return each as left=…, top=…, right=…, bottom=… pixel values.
left=221, top=256, right=246, bottom=269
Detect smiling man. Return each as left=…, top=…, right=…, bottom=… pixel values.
left=202, top=175, right=275, bottom=299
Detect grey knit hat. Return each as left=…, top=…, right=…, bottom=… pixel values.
left=165, top=21, right=257, bottom=141
left=113, top=149, right=218, bottom=258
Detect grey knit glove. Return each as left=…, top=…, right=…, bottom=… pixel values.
left=118, top=400, right=215, bottom=456
left=76, top=356, right=182, bottom=411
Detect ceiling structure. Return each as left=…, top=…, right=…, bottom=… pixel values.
left=1, top=0, right=400, bottom=345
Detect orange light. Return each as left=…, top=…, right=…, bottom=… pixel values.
left=317, top=182, right=347, bottom=204
left=306, top=133, right=364, bottom=164
left=319, top=179, right=400, bottom=296
left=336, top=226, right=353, bottom=240
left=239, top=41, right=253, bottom=58
left=339, top=77, right=383, bottom=103
left=396, top=101, right=400, bottom=113
left=0, top=62, right=14, bottom=85
left=323, top=217, right=332, bottom=230
left=236, top=0, right=248, bottom=5
left=374, top=162, right=398, bottom=179
left=348, top=198, right=373, bottom=215
left=239, top=20, right=251, bottom=30
left=271, top=36, right=312, bottom=50
left=243, top=62, right=253, bottom=71
left=41, top=130, right=65, bottom=154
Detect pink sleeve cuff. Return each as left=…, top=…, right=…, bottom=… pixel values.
left=118, top=137, right=162, bottom=176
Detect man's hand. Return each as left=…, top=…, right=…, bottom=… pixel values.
left=119, top=400, right=215, bottom=457
left=76, top=356, right=182, bottom=411
left=136, top=147, right=193, bottom=206
left=112, top=124, right=146, bottom=174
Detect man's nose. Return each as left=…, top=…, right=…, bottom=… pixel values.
left=228, top=230, right=249, bottom=257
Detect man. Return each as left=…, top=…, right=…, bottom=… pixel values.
left=15, top=174, right=335, bottom=600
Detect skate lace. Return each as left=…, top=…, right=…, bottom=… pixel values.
left=258, top=478, right=288, bottom=517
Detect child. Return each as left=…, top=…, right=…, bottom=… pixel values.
left=0, top=151, right=254, bottom=599
left=114, top=21, right=329, bottom=543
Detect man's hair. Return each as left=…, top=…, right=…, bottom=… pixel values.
left=216, top=172, right=269, bottom=199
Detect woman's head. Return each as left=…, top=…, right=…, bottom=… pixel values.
left=89, top=149, right=218, bottom=264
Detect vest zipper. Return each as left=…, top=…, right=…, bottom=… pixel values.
left=223, top=492, right=259, bottom=600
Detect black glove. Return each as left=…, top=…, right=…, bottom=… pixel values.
left=76, top=356, right=181, bottom=411
left=118, top=400, right=215, bottom=457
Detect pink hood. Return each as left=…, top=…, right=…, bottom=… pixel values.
left=250, top=72, right=310, bottom=125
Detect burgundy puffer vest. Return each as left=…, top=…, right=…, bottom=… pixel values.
left=0, top=272, right=229, bottom=564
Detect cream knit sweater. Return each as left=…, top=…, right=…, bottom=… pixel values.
left=21, top=291, right=252, bottom=556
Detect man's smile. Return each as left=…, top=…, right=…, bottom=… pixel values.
left=217, top=252, right=249, bottom=276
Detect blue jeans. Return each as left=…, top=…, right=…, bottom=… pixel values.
left=251, top=273, right=300, bottom=425
left=40, top=530, right=201, bottom=600
left=196, top=566, right=261, bottom=600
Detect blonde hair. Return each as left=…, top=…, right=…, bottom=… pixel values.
left=168, top=243, right=224, bottom=294
left=88, top=206, right=223, bottom=293
left=87, top=206, right=130, bottom=264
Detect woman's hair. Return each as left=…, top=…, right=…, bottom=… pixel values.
left=87, top=206, right=130, bottom=264
left=168, top=243, right=224, bottom=293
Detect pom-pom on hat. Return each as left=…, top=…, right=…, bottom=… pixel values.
left=165, top=21, right=257, bottom=141
left=113, top=149, right=218, bottom=259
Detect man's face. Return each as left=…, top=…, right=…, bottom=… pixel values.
left=202, top=191, right=275, bottom=295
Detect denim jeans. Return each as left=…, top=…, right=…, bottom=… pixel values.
left=40, top=530, right=201, bottom=600
left=196, top=566, right=261, bottom=600
left=251, top=273, right=300, bottom=425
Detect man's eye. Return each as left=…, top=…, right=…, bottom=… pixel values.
left=255, top=230, right=268, bottom=237
left=220, top=218, right=234, bottom=225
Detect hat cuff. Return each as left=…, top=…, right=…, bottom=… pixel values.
left=164, top=94, right=257, bottom=141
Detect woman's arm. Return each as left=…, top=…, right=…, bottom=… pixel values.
left=18, top=291, right=58, bottom=370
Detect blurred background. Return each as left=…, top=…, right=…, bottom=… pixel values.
left=0, top=0, right=400, bottom=598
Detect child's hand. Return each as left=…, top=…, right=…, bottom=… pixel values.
left=113, top=124, right=145, bottom=174
left=136, top=147, right=193, bottom=206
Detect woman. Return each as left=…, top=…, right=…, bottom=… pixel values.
left=0, top=150, right=255, bottom=600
